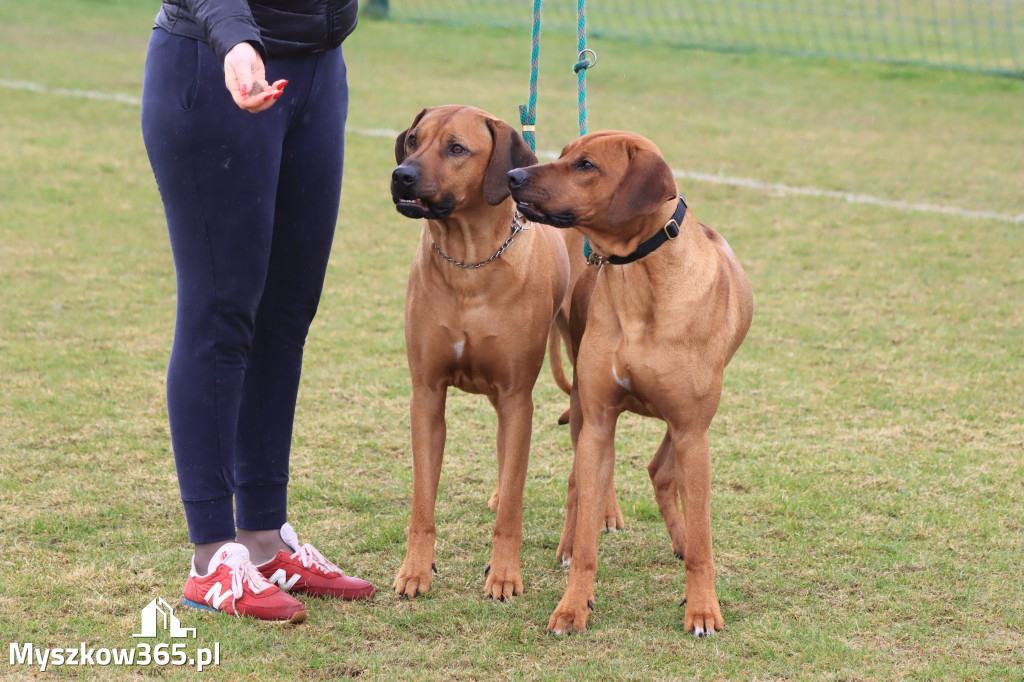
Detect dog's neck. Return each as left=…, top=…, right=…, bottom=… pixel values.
left=584, top=198, right=687, bottom=267
left=585, top=200, right=722, bottom=297
left=423, top=199, right=520, bottom=268
left=582, top=198, right=683, bottom=264
left=590, top=209, right=723, bottom=333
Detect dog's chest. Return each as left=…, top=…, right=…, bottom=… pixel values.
left=444, top=334, right=509, bottom=395
left=438, top=313, right=545, bottom=395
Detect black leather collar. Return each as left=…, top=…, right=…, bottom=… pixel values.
left=586, top=197, right=687, bottom=267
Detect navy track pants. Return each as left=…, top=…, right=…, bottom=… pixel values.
left=141, top=28, right=348, bottom=544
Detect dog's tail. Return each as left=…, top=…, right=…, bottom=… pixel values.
left=548, top=322, right=574, bottom=425
left=548, top=324, right=573, bottom=396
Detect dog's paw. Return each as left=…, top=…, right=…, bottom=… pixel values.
left=483, top=562, right=523, bottom=601
left=546, top=595, right=594, bottom=635
left=682, top=592, right=724, bottom=637
left=393, top=561, right=433, bottom=599
left=487, top=487, right=500, bottom=513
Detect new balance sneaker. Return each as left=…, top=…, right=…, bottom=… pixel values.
left=183, top=542, right=307, bottom=623
left=257, top=523, right=376, bottom=600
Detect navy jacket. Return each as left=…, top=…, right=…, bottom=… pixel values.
left=154, top=0, right=358, bottom=63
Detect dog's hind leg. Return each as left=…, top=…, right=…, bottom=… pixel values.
left=647, top=429, right=686, bottom=559
left=557, top=384, right=624, bottom=567
left=556, top=465, right=578, bottom=567
left=603, top=475, right=625, bottom=532
left=555, top=382, right=584, bottom=565
left=487, top=439, right=503, bottom=514
left=547, top=412, right=618, bottom=634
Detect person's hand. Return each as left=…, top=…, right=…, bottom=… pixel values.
left=223, top=41, right=287, bottom=113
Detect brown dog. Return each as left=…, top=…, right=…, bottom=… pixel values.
left=507, top=131, right=753, bottom=636
left=390, top=105, right=570, bottom=601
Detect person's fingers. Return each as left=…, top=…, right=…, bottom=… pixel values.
left=241, top=91, right=279, bottom=113
left=223, top=42, right=267, bottom=110
left=233, top=80, right=288, bottom=112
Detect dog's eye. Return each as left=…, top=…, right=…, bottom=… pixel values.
left=450, top=143, right=467, bottom=155
left=575, top=158, right=596, bottom=171
left=407, top=134, right=417, bottom=149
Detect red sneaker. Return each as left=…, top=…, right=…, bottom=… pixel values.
left=183, top=543, right=306, bottom=623
left=258, top=523, right=376, bottom=600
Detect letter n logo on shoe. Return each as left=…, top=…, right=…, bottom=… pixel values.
left=268, top=569, right=300, bottom=591
left=204, top=583, right=233, bottom=610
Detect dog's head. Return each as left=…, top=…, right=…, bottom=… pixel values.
left=391, top=105, right=537, bottom=220
left=507, top=131, right=677, bottom=233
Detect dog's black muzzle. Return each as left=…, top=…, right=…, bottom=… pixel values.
left=391, top=164, right=451, bottom=219
left=507, top=169, right=577, bottom=228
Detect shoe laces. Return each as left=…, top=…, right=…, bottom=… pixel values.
left=291, top=543, right=343, bottom=576
left=230, top=559, right=273, bottom=602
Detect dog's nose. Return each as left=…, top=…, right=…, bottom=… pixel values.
left=392, top=165, right=419, bottom=188
left=507, top=169, right=529, bottom=190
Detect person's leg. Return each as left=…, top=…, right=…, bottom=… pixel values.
left=141, top=29, right=289, bottom=567
left=233, top=47, right=350, bottom=561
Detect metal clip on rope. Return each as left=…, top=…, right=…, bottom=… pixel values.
left=573, top=48, right=598, bottom=73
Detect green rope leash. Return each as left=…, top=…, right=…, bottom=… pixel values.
left=519, top=0, right=598, bottom=261
left=574, top=0, right=598, bottom=261
left=519, top=0, right=543, bottom=153
left=573, top=0, right=597, bottom=137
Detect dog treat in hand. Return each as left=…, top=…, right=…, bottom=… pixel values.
left=248, top=80, right=266, bottom=97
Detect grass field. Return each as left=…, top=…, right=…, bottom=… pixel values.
left=1, top=0, right=1023, bottom=679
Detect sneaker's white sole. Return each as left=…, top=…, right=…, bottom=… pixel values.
left=182, top=598, right=307, bottom=624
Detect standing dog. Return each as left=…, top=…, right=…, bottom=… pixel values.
left=391, top=105, right=570, bottom=601
left=508, top=131, right=753, bottom=635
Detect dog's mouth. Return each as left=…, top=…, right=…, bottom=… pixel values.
left=515, top=201, right=576, bottom=228
left=393, top=196, right=454, bottom=220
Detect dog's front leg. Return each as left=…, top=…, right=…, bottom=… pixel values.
left=484, top=391, right=533, bottom=600
left=674, top=427, right=724, bottom=636
left=394, top=383, right=447, bottom=598
left=547, top=414, right=617, bottom=634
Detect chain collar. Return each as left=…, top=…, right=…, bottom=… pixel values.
left=431, top=212, right=532, bottom=269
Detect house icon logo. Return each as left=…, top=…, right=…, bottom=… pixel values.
left=133, top=597, right=196, bottom=638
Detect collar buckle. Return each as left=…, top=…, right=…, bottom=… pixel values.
left=663, top=218, right=680, bottom=241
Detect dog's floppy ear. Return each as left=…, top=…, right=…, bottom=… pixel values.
left=607, top=148, right=677, bottom=226
left=483, top=118, right=538, bottom=205
left=395, top=108, right=429, bottom=164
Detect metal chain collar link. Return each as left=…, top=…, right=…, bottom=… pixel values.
left=431, top=212, right=532, bottom=269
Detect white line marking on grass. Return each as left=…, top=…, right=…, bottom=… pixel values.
left=4, top=78, right=1021, bottom=225
left=671, top=169, right=1024, bottom=224
left=0, top=79, right=144, bottom=106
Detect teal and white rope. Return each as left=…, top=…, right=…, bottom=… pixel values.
left=574, top=0, right=597, bottom=261
left=519, top=0, right=599, bottom=261
left=519, top=0, right=543, bottom=152
left=573, top=0, right=597, bottom=137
